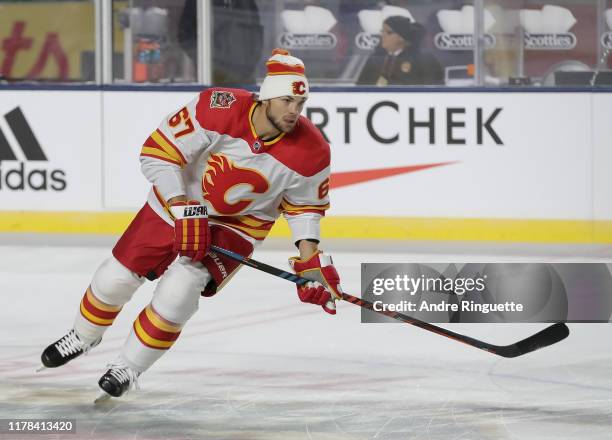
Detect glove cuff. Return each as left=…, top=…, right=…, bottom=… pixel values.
left=289, top=250, right=322, bottom=272
left=169, top=201, right=208, bottom=220
left=289, top=251, right=342, bottom=301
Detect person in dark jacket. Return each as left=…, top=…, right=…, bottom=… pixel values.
left=357, top=16, right=443, bottom=86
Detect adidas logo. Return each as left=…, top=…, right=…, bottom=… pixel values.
left=0, top=107, right=66, bottom=191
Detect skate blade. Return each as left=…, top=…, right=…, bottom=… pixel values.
left=36, top=365, right=47, bottom=372
left=94, top=391, right=112, bottom=404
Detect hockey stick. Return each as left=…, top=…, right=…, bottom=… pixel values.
left=210, top=245, right=569, bottom=358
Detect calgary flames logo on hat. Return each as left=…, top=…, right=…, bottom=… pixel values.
left=292, top=81, right=306, bottom=95
left=202, top=154, right=269, bottom=215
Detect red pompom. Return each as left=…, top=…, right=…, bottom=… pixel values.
left=271, top=48, right=290, bottom=56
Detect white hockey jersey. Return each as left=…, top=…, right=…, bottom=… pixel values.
left=140, top=88, right=330, bottom=245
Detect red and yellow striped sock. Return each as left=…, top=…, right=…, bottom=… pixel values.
left=133, top=305, right=183, bottom=350
left=79, top=286, right=122, bottom=327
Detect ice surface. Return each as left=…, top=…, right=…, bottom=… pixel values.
left=0, top=240, right=610, bottom=439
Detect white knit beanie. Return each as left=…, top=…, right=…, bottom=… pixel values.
left=258, top=48, right=309, bottom=101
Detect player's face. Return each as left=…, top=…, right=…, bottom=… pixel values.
left=266, top=96, right=307, bottom=133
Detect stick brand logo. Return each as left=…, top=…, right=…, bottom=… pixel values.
left=209, top=252, right=228, bottom=279
left=0, top=107, right=67, bottom=191
left=183, top=206, right=207, bottom=217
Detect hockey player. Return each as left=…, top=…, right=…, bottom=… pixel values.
left=39, top=49, right=343, bottom=400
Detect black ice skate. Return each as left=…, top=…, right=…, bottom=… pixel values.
left=96, top=358, right=140, bottom=402
left=39, top=329, right=101, bottom=370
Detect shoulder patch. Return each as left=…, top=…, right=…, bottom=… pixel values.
left=210, top=90, right=236, bottom=109
left=196, top=88, right=253, bottom=137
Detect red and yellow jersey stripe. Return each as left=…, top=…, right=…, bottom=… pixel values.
left=140, top=129, right=187, bottom=167
left=80, top=287, right=122, bottom=326
left=153, top=185, right=175, bottom=219
left=210, top=215, right=275, bottom=241
left=133, top=305, right=183, bottom=350
left=280, top=198, right=329, bottom=217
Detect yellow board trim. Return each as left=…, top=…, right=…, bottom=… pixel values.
left=1, top=211, right=612, bottom=244
left=0, top=211, right=137, bottom=234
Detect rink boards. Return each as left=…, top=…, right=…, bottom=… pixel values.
left=0, top=88, right=611, bottom=243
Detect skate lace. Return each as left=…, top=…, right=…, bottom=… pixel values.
left=55, top=330, right=84, bottom=357
left=107, top=360, right=140, bottom=392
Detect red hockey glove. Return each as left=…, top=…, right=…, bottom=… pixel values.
left=169, top=200, right=211, bottom=262
left=289, top=251, right=343, bottom=315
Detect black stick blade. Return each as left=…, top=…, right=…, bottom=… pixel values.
left=495, top=322, right=570, bottom=358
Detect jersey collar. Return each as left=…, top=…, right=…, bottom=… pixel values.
left=248, top=102, right=285, bottom=153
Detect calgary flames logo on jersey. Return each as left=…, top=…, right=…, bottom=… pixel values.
left=202, top=154, right=269, bottom=215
